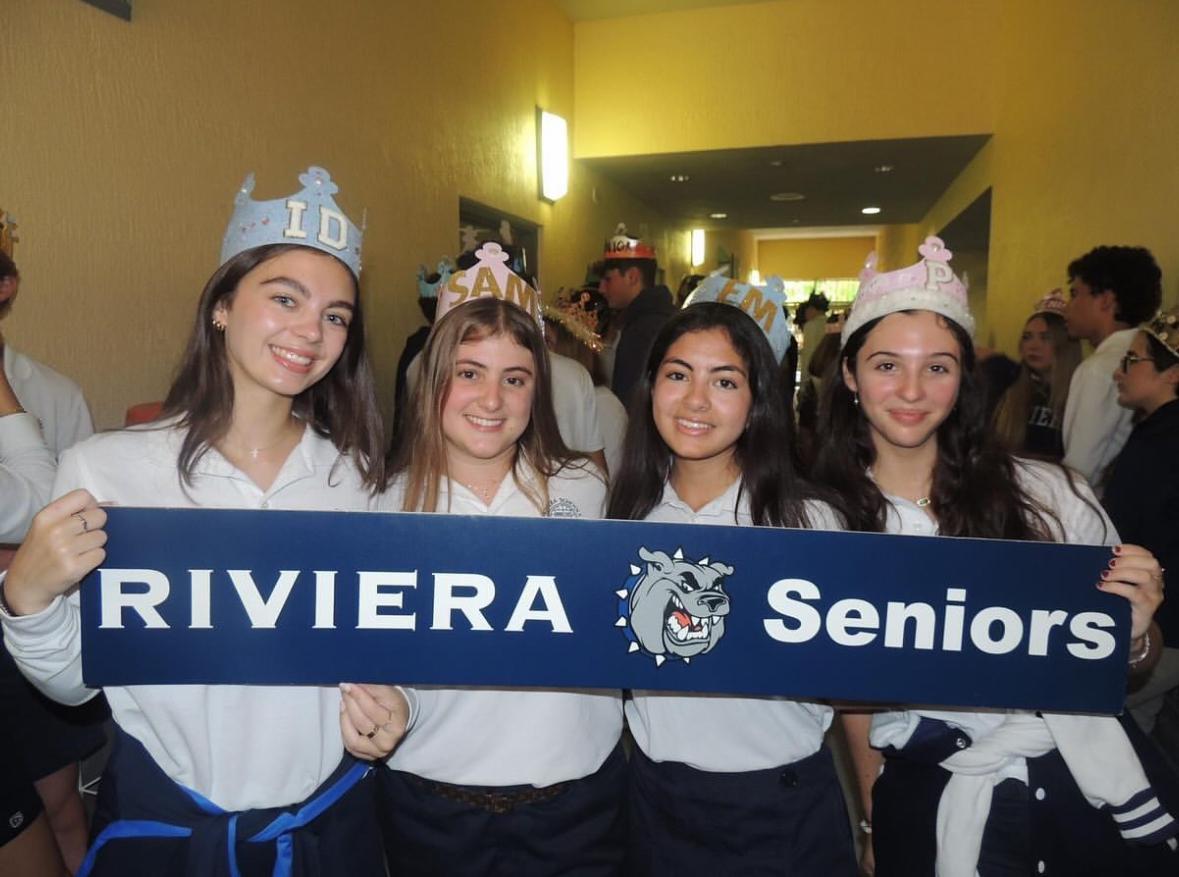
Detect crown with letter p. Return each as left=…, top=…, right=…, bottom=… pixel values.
left=219, top=166, right=363, bottom=277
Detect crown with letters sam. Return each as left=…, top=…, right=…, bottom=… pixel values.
left=603, top=223, right=656, bottom=261
left=436, top=242, right=543, bottom=330
left=842, top=236, right=974, bottom=345
left=220, top=166, right=363, bottom=278
left=684, top=273, right=792, bottom=362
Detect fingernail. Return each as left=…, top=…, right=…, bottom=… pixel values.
left=1109, top=559, right=1118, bottom=568
left=1113, top=545, right=1124, bottom=555
left=1101, top=570, right=1110, bottom=580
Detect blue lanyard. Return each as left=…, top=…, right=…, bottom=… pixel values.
left=78, top=762, right=371, bottom=877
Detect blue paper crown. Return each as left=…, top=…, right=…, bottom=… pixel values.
left=417, top=259, right=454, bottom=299
left=219, top=166, right=363, bottom=277
left=684, top=274, right=791, bottom=362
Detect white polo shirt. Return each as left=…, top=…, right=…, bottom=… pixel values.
left=379, top=461, right=623, bottom=787
left=627, top=477, right=842, bottom=772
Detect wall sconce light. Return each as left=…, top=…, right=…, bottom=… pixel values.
left=748, top=269, right=761, bottom=285
left=690, top=229, right=706, bottom=268
left=537, top=109, right=569, bottom=202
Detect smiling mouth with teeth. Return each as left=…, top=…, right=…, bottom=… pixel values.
left=271, top=346, right=313, bottom=367
left=663, top=593, right=716, bottom=642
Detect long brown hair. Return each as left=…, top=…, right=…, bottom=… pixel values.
left=161, top=243, right=385, bottom=491
left=390, top=296, right=584, bottom=512
left=993, top=312, right=1081, bottom=453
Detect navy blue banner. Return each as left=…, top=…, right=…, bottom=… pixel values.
left=80, top=507, right=1129, bottom=713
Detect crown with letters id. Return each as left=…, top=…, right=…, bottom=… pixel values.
left=220, top=166, right=363, bottom=278
left=603, top=223, right=656, bottom=261
left=842, top=236, right=973, bottom=345
left=436, top=242, right=543, bottom=330
left=684, top=273, right=791, bottom=362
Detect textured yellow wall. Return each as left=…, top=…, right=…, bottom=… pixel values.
left=1, top=0, right=674, bottom=428
left=757, top=237, right=876, bottom=280
left=573, top=0, right=996, bottom=157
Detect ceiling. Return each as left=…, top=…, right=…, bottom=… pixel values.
left=581, top=135, right=991, bottom=232
left=556, top=0, right=777, bottom=21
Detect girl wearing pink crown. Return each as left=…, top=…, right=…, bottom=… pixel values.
left=607, top=290, right=858, bottom=876
left=990, top=290, right=1081, bottom=461
left=0, top=167, right=404, bottom=876
left=814, top=238, right=1177, bottom=876
left=379, top=272, right=624, bottom=874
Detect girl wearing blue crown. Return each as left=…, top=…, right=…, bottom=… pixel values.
left=0, top=167, right=404, bottom=876
left=815, top=239, right=1177, bottom=876
left=378, top=254, right=625, bottom=875
left=607, top=282, right=860, bottom=876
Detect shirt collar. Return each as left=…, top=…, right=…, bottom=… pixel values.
left=659, top=475, right=743, bottom=520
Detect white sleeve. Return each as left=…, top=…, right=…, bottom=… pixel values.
left=1061, top=362, right=1131, bottom=486
left=0, top=445, right=98, bottom=705
left=56, top=384, right=95, bottom=453
left=0, top=412, right=56, bottom=543
left=1018, top=459, right=1119, bottom=547
left=554, top=358, right=605, bottom=454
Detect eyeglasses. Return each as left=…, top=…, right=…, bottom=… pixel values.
left=1120, top=351, right=1156, bottom=373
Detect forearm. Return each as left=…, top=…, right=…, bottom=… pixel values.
left=840, top=710, right=882, bottom=819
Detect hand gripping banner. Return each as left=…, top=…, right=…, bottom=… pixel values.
left=79, top=507, right=1130, bottom=713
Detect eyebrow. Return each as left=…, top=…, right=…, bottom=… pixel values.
left=867, top=350, right=960, bottom=363
left=261, top=275, right=355, bottom=311
left=455, top=358, right=534, bottom=376
left=663, top=357, right=748, bottom=377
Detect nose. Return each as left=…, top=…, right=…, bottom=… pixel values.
left=293, top=312, right=323, bottom=343
left=479, top=379, right=503, bottom=411
left=684, top=378, right=710, bottom=410
left=897, top=368, right=923, bottom=401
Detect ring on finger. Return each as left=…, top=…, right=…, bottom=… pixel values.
left=73, top=511, right=89, bottom=534
left=364, top=725, right=379, bottom=739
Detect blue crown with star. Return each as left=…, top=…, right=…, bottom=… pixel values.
left=219, top=166, right=363, bottom=277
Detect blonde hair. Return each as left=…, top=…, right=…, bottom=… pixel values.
left=390, top=297, right=579, bottom=512
left=993, top=312, right=1082, bottom=453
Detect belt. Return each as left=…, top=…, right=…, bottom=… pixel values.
left=407, top=774, right=572, bottom=814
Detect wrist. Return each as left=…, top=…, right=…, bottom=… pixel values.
left=0, top=576, right=51, bottom=618
left=1129, top=631, right=1152, bottom=666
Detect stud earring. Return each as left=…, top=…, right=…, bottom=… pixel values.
left=212, top=317, right=226, bottom=332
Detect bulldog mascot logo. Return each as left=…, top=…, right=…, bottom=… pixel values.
left=615, top=547, right=733, bottom=666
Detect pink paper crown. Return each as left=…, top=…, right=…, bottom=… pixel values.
left=841, top=236, right=974, bottom=345
left=1031, top=288, right=1067, bottom=319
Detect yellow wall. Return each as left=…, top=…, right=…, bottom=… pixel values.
left=756, top=237, right=875, bottom=280
left=573, top=0, right=996, bottom=157
left=1, top=0, right=676, bottom=428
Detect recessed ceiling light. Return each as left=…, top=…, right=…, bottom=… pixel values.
left=769, top=160, right=783, bottom=167
left=874, top=164, right=894, bottom=173
left=669, top=174, right=690, bottom=183
left=861, top=206, right=882, bottom=215
left=709, top=212, right=728, bottom=219
left=769, top=192, right=805, bottom=202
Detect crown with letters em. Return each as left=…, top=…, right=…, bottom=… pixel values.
left=220, top=166, right=363, bottom=278
left=684, top=273, right=791, bottom=362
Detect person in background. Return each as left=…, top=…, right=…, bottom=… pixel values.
left=796, top=290, right=830, bottom=380
left=1105, top=306, right=1179, bottom=738
left=992, top=289, right=1082, bottom=461
left=543, top=288, right=627, bottom=477
left=1063, top=245, right=1163, bottom=493
left=1, top=248, right=104, bottom=875
left=390, top=259, right=449, bottom=451
left=596, top=224, right=675, bottom=409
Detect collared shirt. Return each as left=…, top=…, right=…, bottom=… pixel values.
left=1, top=345, right=93, bottom=543
left=870, top=459, right=1118, bottom=784
left=378, top=462, right=623, bottom=787
left=2, top=420, right=373, bottom=811
left=1063, top=328, right=1137, bottom=492
left=627, top=477, right=841, bottom=772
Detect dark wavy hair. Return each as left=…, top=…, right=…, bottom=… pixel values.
left=1067, top=245, right=1162, bottom=326
left=813, top=312, right=1062, bottom=539
left=607, top=302, right=819, bottom=527
left=161, top=243, right=385, bottom=491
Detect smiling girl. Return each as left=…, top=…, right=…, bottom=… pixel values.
left=0, top=168, right=405, bottom=876
left=815, top=238, right=1176, bottom=876
left=608, top=292, right=856, bottom=876
left=380, top=292, right=623, bottom=875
